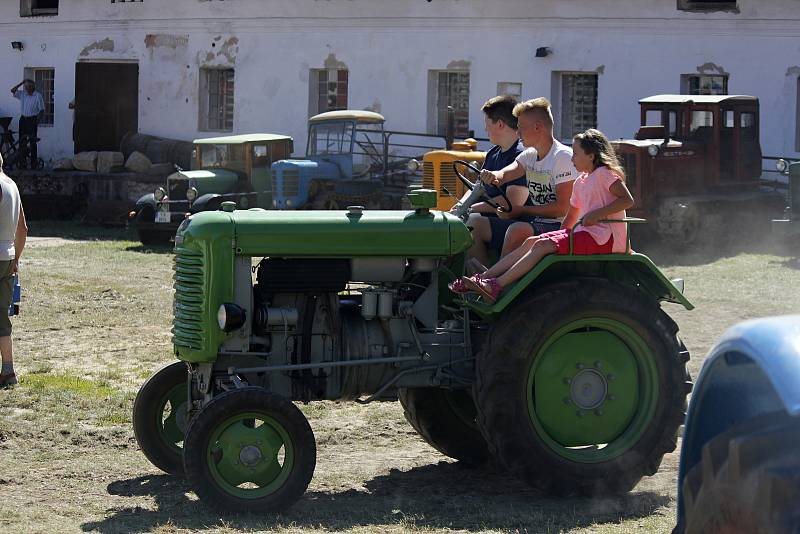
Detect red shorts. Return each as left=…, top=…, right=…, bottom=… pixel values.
left=538, top=228, right=613, bottom=255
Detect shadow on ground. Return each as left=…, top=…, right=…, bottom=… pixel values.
left=27, top=219, right=132, bottom=242
left=82, top=462, right=671, bottom=533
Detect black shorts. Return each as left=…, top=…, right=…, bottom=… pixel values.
left=487, top=217, right=560, bottom=256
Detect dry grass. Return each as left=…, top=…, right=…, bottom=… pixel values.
left=0, top=223, right=798, bottom=533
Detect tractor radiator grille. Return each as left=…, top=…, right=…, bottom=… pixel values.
left=422, top=162, right=435, bottom=189
left=173, top=247, right=206, bottom=351
left=439, top=165, right=458, bottom=196
left=273, top=169, right=300, bottom=197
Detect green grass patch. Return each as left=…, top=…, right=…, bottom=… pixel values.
left=22, top=373, right=117, bottom=399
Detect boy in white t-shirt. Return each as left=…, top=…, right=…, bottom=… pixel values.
left=479, top=98, right=578, bottom=256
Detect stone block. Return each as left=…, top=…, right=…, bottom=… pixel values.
left=148, top=163, right=175, bottom=175
left=97, top=151, right=125, bottom=174
left=125, top=151, right=152, bottom=174
left=72, top=151, right=98, bottom=172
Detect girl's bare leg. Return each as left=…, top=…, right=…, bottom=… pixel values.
left=497, top=239, right=558, bottom=287
left=482, top=236, right=542, bottom=278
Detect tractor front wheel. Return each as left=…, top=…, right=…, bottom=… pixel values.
left=399, top=387, right=489, bottom=466
left=133, top=361, right=189, bottom=475
left=183, top=388, right=316, bottom=513
left=475, top=279, right=691, bottom=496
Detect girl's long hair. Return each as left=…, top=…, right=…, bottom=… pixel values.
left=573, top=128, right=625, bottom=181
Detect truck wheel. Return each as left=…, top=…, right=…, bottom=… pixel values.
left=133, top=362, right=189, bottom=475
left=474, top=278, right=691, bottom=496
left=682, top=411, right=800, bottom=534
left=398, top=387, right=489, bottom=466
left=183, top=388, right=316, bottom=513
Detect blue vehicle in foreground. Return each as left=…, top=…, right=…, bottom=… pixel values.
left=675, top=315, right=800, bottom=534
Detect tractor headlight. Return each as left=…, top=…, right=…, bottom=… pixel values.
left=406, top=159, right=421, bottom=172
left=776, top=159, right=788, bottom=173
left=186, top=187, right=198, bottom=202
left=217, top=303, right=246, bottom=332
left=154, top=187, right=167, bottom=201
left=647, top=145, right=659, bottom=157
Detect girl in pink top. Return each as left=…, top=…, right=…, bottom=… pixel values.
left=456, top=128, right=634, bottom=303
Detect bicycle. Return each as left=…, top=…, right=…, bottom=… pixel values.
left=0, top=116, right=44, bottom=171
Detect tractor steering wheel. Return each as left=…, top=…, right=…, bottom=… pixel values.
left=452, top=160, right=512, bottom=213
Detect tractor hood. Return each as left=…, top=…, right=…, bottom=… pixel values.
left=215, top=208, right=473, bottom=257
left=272, top=158, right=340, bottom=179
left=169, top=169, right=240, bottom=197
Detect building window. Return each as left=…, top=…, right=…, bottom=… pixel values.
left=682, top=74, right=728, bottom=95
left=428, top=70, right=470, bottom=137
left=554, top=72, right=598, bottom=141
left=20, top=0, right=58, bottom=16
left=23, top=68, right=55, bottom=126
left=309, top=69, right=348, bottom=116
left=199, top=68, right=234, bottom=132
left=497, top=82, right=522, bottom=100
left=677, top=0, right=738, bottom=12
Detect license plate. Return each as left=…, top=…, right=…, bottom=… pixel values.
left=155, top=210, right=171, bottom=223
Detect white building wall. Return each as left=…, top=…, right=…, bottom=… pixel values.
left=0, top=0, right=798, bottom=161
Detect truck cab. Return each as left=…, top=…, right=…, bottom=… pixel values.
left=271, top=110, right=416, bottom=210
left=131, top=133, right=293, bottom=245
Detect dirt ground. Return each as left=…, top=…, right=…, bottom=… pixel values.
left=0, top=223, right=798, bottom=534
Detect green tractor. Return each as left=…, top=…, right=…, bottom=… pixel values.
left=133, top=163, right=694, bottom=512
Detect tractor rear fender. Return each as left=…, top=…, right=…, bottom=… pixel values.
left=675, top=315, right=800, bottom=528
left=462, top=252, right=693, bottom=319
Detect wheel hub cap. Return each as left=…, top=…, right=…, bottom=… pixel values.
left=239, top=445, right=263, bottom=467
left=570, top=369, right=607, bottom=409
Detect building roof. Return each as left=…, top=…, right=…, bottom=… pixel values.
left=194, top=133, right=292, bottom=144
left=639, top=94, right=758, bottom=104
left=308, top=110, right=385, bottom=124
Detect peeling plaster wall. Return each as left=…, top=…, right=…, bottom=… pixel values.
left=0, top=0, right=800, bottom=161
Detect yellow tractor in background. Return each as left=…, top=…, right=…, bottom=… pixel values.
left=421, top=138, right=486, bottom=211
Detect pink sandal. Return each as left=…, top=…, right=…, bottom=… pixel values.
left=462, top=276, right=503, bottom=303
left=448, top=273, right=484, bottom=294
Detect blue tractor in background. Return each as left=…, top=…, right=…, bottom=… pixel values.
left=270, top=110, right=440, bottom=210
left=675, top=315, right=800, bottom=534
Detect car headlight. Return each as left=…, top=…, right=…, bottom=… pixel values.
left=647, top=145, right=659, bottom=157
left=217, top=303, right=247, bottom=332
left=776, top=159, right=788, bottom=173
left=186, top=187, right=198, bottom=202
left=154, top=187, right=167, bottom=201
left=406, top=159, right=421, bottom=172
left=286, top=199, right=293, bottom=207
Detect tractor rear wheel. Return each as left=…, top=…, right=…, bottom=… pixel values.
left=681, top=411, right=800, bottom=534
left=398, top=387, right=489, bottom=466
left=183, top=388, right=316, bottom=513
left=133, top=361, right=189, bottom=475
left=474, top=278, right=691, bottom=496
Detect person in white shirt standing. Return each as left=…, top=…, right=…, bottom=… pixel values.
left=0, top=151, right=27, bottom=387
left=10, top=79, right=45, bottom=169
